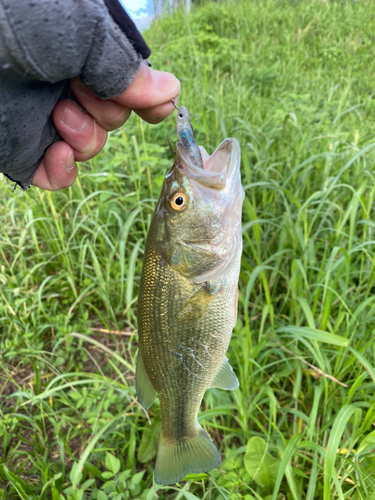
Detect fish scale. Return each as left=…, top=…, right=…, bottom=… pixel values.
left=139, top=244, right=239, bottom=429
left=136, top=106, right=244, bottom=485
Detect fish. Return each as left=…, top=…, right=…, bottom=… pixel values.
left=136, top=106, right=244, bottom=486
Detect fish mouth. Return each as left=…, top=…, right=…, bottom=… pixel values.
left=175, top=138, right=241, bottom=191
left=173, top=138, right=244, bottom=284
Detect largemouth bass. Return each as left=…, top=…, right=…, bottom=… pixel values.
left=136, top=106, right=244, bottom=485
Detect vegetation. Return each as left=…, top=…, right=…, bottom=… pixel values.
left=2, top=0, right=375, bottom=497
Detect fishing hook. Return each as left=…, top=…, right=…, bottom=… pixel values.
left=171, top=99, right=179, bottom=110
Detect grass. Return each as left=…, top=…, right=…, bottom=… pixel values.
left=2, top=0, right=375, bottom=498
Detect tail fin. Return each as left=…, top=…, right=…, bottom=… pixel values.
left=154, top=425, right=221, bottom=485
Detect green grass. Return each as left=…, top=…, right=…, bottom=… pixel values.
left=2, top=0, right=375, bottom=498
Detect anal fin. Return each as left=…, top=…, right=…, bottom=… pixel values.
left=210, top=357, right=239, bottom=391
left=136, top=350, right=157, bottom=410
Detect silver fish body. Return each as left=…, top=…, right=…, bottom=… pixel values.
left=136, top=108, right=244, bottom=485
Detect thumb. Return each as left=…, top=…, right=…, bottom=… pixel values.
left=113, top=62, right=180, bottom=110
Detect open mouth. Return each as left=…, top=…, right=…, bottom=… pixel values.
left=176, top=139, right=240, bottom=191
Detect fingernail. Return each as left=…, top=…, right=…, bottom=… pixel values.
left=63, top=149, right=76, bottom=173
left=152, top=70, right=180, bottom=93
left=62, top=102, right=89, bottom=131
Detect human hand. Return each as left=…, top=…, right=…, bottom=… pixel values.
left=32, top=63, right=180, bottom=190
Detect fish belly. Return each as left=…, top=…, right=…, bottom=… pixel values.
left=139, top=251, right=236, bottom=418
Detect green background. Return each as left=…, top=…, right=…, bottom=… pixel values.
left=1, top=0, right=375, bottom=498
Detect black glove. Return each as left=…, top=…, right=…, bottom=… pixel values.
left=0, top=0, right=151, bottom=189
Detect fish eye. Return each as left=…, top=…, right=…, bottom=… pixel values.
left=178, top=113, right=183, bottom=118
left=170, top=192, right=188, bottom=211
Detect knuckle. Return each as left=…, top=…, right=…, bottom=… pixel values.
left=98, top=106, right=130, bottom=131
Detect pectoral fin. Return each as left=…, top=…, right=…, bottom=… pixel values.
left=136, top=351, right=157, bottom=410
left=177, top=285, right=214, bottom=323
left=210, top=357, right=239, bottom=391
